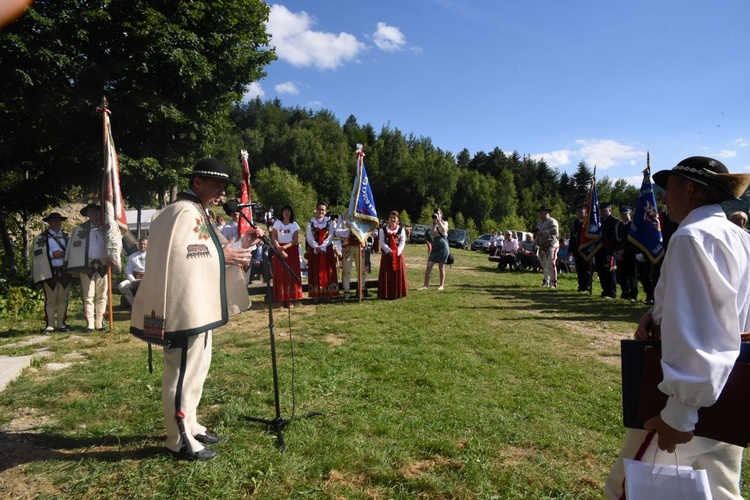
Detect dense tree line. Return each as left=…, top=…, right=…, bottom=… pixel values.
left=219, top=98, right=641, bottom=237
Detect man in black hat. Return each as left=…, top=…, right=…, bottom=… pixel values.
left=614, top=206, right=638, bottom=302
left=569, top=205, right=591, bottom=292
left=32, top=212, right=72, bottom=332
left=606, top=156, right=750, bottom=499
left=534, top=206, right=559, bottom=288
left=66, top=203, right=109, bottom=332
left=596, top=202, right=618, bottom=298
left=130, top=158, right=265, bottom=461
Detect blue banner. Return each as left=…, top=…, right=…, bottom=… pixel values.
left=345, top=147, right=379, bottom=244
left=628, top=169, right=664, bottom=264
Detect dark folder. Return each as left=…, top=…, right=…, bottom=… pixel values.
left=621, top=339, right=750, bottom=447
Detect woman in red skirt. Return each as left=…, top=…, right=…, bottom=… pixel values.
left=271, top=205, right=303, bottom=308
left=378, top=211, right=408, bottom=299
left=305, top=201, right=338, bottom=300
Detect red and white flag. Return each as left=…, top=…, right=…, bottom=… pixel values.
left=99, top=105, right=128, bottom=270
left=238, top=149, right=253, bottom=236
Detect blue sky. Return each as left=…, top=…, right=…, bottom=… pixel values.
left=246, top=0, right=750, bottom=186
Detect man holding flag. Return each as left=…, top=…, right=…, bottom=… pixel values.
left=338, top=145, right=379, bottom=301
left=578, top=175, right=603, bottom=294
left=569, top=205, right=590, bottom=293
left=67, top=100, right=129, bottom=332
left=66, top=203, right=109, bottom=332
left=628, top=159, right=665, bottom=304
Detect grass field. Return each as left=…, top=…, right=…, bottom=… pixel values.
left=1, top=245, right=748, bottom=498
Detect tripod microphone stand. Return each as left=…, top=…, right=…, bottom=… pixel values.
left=227, top=204, right=323, bottom=451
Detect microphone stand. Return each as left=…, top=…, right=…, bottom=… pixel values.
left=232, top=209, right=323, bottom=451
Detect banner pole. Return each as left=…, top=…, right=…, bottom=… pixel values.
left=100, top=97, right=115, bottom=331
left=357, top=245, right=363, bottom=302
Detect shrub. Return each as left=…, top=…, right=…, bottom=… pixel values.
left=0, top=284, right=44, bottom=320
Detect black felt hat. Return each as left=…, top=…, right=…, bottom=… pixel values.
left=538, top=206, right=552, bottom=213
left=619, top=206, right=632, bottom=213
left=180, top=158, right=232, bottom=182
left=653, top=156, right=750, bottom=201
left=42, top=212, right=67, bottom=222
left=79, top=203, right=101, bottom=216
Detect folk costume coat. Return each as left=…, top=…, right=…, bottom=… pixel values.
left=65, top=221, right=95, bottom=273
left=32, top=229, right=69, bottom=285
left=130, top=192, right=250, bottom=348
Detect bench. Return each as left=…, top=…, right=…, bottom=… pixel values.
left=247, top=278, right=379, bottom=296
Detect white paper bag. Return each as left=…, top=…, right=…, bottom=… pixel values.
left=624, top=458, right=712, bottom=499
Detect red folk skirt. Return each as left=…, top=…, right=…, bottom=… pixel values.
left=307, top=246, right=339, bottom=298
left=377, top=251, right=408, bottom=299
left=271, top=245, right=303, bottom=303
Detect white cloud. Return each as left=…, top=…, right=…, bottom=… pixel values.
left=622, top=175, right=644, bottom=187
left=372, top=22, right=406, bottom=52
left=531, top=139, right=645, bottom=170
left=733, top=137, right=748, bottom=147
left=574, top=139, right=644, bottom=170
left=275, top=81, right=299, bottom=95
left=718, top=150, right=737, bottom=159
left=267, top=4, right=366, bottom=70
left=306, top=100, right=324, bottom=109
left=242, top=82, right=264, bottom=103
left=530, top=150, right=570, bottom=168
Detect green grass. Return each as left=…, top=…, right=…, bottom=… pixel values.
left=1, top=246, right=748, bottom=498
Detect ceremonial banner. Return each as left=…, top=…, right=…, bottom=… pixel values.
left=345, top=145, right=379, bottom=245
left=578, top=173, right=602, bottom=261
left=238, top=149, right=253, bottom=236
left=99, top=103, right=128, bottom=271
left=628, top=165, right=664, bottom=264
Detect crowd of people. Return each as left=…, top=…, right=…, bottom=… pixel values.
left=481, top=201, right=688, bottom=305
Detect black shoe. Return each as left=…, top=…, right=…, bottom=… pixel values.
left=86, top=328, right=94, bottom=333
left=96, top=327, right=108, bottom=332
left=57, top=325, right=70, bottom=332
left=168, top=445, right=218, bottom=461
left=194, top=431, right=221, bottom=445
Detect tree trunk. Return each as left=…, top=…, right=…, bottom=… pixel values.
left=0, top=210, right=18, bottom=279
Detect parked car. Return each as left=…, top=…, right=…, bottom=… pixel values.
left=409, top=224, right=429, bottom=244
left=471, top=233, right=499, bottom=252
left=447, top=228, right=470, bottom=249
left=510, top=230, right=532, bottom=243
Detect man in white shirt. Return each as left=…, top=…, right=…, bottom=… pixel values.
left=221, top=211, right=239, bottom=241
left=66, top=203, right=109, bottom=332
left=606, top=156, right=750, bottom=500
left=334, top=215, right=364, bottom=301
left=118, top=237, right=147, bottom=308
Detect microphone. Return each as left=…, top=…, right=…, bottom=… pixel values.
left=223, top=200, right=253, bottom=214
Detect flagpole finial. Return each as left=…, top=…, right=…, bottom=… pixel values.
left=356, top=144, right=364, bottom=158
left=96, top=96, right=111, bottom=115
